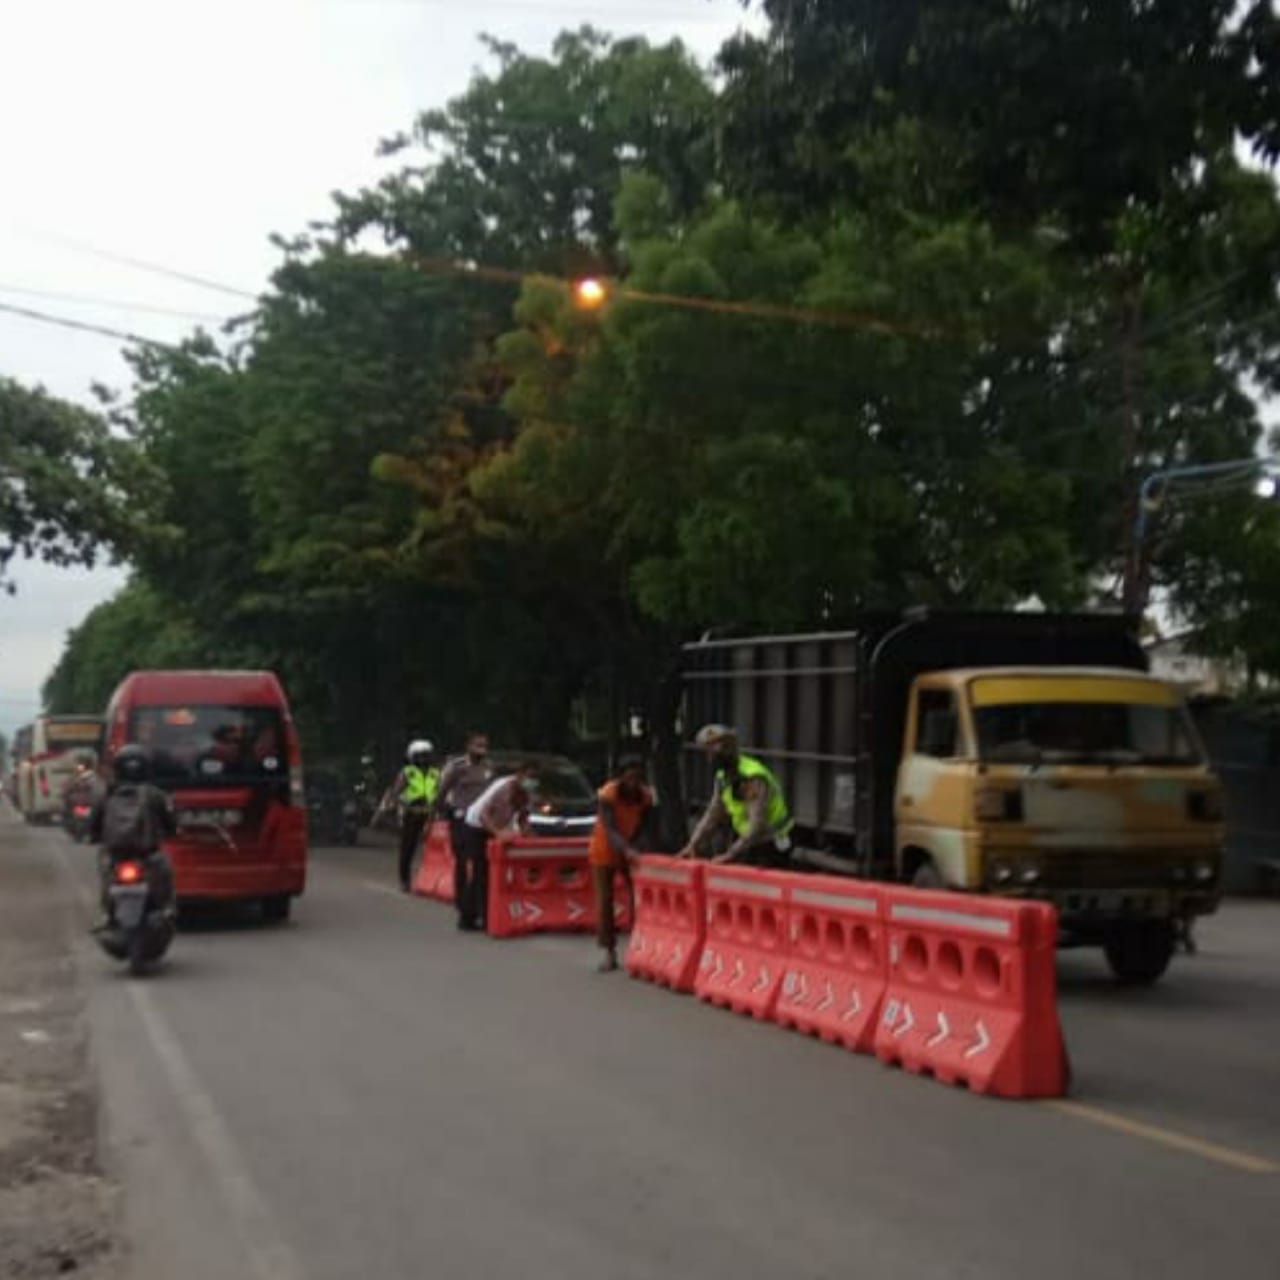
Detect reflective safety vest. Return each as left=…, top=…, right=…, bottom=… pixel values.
left=400, top=765, right=440, bottom=808
left=717, top=755, right=792, bottom=840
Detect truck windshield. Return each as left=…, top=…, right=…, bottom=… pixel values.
left=974, top=699, right=1201, bottom=766
left=130, top=705, right=288, bottom=786
left=46, top=719, right=103, bottom=753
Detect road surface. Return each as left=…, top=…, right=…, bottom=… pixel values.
left=7, top=814, right=1280, bottom=1279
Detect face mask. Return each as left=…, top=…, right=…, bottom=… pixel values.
left=469, top=748, right=488, bottom=762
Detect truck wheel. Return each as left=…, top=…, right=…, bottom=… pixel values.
left=911, top=861, right=944, bottom=889
left=1103, top=921, right=1176, bottom=985
left=262, top=895, right=292, bottom=924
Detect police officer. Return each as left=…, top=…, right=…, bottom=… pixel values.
left=678, top=724, right=794, bottom=868
left=382, top=739, right=440, bottom=892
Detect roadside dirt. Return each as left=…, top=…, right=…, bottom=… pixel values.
left=0, top=810, right=121, bottom=1279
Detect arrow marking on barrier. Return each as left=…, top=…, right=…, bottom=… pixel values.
left=524, top=901, right=544, bottom=924
left=965, top=1020, right=991, bottom=1059
left=782, top=972, right=797, bottom=998
left=727, top=958, right=745, bottom=988
left=882, top=998, right=900, bottom=1028
left=816, top=981, right=835, bottom=1013
left=927, top=1012, right=951, bottom=1049
left=840, top=989, right=862, bottom=1021
left=892, top=1002, right=915, bottom=1039
left=751, top=966, right=770, bottom=995
left=567, top=899, right=585, bottom=922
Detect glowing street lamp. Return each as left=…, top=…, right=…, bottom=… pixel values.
left=572, top=277, right=608, bottom=310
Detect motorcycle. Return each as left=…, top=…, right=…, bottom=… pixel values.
left=94, top=851, right=176, bottom=976
left=63, top=800, right=93, bottom=843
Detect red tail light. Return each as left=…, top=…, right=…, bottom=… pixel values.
left=73, top=805, right=91, bottom=817
left=115, top=861, right=144, bottom=884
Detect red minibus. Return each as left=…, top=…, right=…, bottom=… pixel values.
left=103, top=671, right=307, bottom=919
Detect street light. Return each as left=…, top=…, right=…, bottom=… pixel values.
left=1127, top=455, right=1280, bottom=613
left=572, top=277, right=608, bottom=310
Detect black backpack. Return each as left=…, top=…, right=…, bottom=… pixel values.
left=102, top=785, right=161, bottom=854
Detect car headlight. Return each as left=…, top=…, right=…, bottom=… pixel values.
left=1193, top=860, right=1217, bottom=883
left=1019, top=865, right=1042, bottom=885
left=991, top=861, right=1014, bottom=884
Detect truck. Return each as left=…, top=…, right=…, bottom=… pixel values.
left=15, top=715, right=102, bottom=823
left=682, top=611, right=1224, bottom=984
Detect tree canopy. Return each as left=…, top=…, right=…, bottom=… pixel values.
left=35, top=9, right=1280, bottom=801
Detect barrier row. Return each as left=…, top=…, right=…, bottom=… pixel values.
left=626, top=858, right=1068, bottom=1100
left=409, top=827, right=1068, bottom=1098
left=411, top=824, right=630, bottom=937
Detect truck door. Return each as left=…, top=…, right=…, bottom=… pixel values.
left=895, top=684, right=976, bottom=888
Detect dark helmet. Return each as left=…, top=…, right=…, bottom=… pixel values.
left=113, top=745, right=152, bottom=784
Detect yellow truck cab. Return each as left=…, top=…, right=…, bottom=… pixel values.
left=897, top=667, right=1222, bottom=981
left=683, top=612, right=1224, bottom=985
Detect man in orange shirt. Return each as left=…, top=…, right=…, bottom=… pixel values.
left=588, top=755, right=654, bottom=972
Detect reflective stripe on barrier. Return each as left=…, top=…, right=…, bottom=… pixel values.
left=411, top=821, right=454, bottom=901
left=625, top=857, right=705, bottom=992
left=695, top=866, right=787, bottom=1019
left=873, top=886, right=1068, bottom=1098
left=774, top=877, right=886, bottom=1053
left=486, top=838, right=595, bottom=938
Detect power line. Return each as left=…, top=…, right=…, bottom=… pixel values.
left=0, top=299, right=184, bottom=353
left=13, top=229, right=257, bottom=301
left=0, top=282, right=231, bottom=323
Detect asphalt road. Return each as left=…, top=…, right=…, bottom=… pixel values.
left=12, top=817, right=1280, bottom=1280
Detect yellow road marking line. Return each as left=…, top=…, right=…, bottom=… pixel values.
left=1049, top=1100, right=1279, bottom=1175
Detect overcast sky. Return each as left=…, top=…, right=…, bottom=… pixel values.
left=0, top=0, right=751, bottom=738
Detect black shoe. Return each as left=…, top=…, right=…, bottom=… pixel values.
left=457, top=918, right=476, bottom=932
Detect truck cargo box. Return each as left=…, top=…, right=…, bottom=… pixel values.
left=682, top=611, right=1145, bottom=875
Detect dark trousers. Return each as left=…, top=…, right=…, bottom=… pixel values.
left=592, top=860, right=634, bottom=955
left=398, top=808, right=427, bottom=890
left=456, top=823, right=490, bottom=929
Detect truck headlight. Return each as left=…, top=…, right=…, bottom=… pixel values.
left=1193, top=861, right=1217, bottom=883
left=991, top=861, right=1014, bottom=884
left=1019, top=865, right=1042, bottom=885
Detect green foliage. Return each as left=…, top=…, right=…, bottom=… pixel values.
left=0, top=377, right=159, bottom=589
left=42, top=7, right=1280, bottom=790
left=42, top=580, right=206, bottom=714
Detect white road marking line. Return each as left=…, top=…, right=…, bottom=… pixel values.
left=55, top=845, right=305, bottom=1279
left=128, top=985, right=306, bottom=1280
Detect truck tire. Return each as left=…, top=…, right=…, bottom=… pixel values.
left=911, top=861, right=944, bottom=889
left=1103, top=921, right=1176, bottom=985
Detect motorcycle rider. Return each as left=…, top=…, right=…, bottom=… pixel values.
left=89, top=745, right=176, bottom=926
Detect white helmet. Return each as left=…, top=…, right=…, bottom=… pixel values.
left=406, top=738, right=435, bottom=761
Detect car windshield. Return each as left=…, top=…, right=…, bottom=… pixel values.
left=531, top=765, right=594, bottom=803
left=974, top=699, right=1202, bottom=766
left=131, top=705, right=287, bottom=786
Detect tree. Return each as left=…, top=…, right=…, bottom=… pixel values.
left=42, top=580, right=206, bottom=714
left=0, top=377, right=158, bottom=590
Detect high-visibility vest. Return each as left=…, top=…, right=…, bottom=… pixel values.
left=717, top=755, right=792, bottom=840
left=401, top=765, right=440, bottom=807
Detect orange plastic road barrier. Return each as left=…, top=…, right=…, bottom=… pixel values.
left=625, top=856, right=706, bottom=992
left=695, top=866, right=787, bottom=1019
left=411, top=822, right=455, bottom=902
left=486, top=837, right=595, bottom=938
left=873, top=887, right=1068, bottom=1098
left=774, top=876, right=886, bottom=1053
